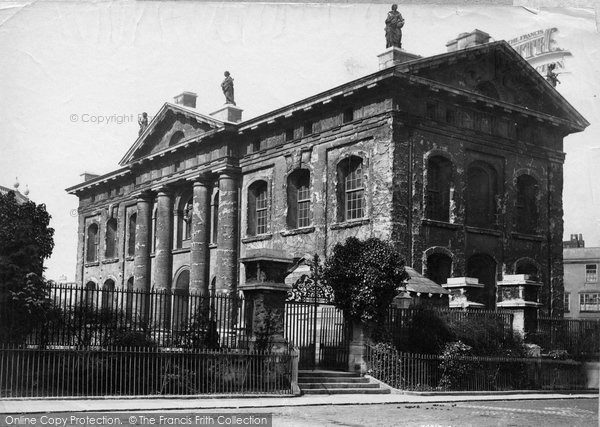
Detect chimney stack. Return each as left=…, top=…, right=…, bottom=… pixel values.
left=446, top=29, right=491, bottom=52
left=173, top=91, right=197, bottom=109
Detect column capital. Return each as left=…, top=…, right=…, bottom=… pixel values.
left=214, top=165, right=241, bottom=178
left=188, top=174, right=213, bottom=187
left=151, top=185, right=173, bottom=197
left=135, top=190, right=154, bottom=203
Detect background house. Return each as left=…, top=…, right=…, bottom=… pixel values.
left=563, top=234, right=600, bottom=319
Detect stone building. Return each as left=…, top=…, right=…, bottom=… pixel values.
left=66, top=30, right=588, bottom=317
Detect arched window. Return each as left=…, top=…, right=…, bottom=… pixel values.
left=426, top=253, right=452, bottom=285
left=466, top=162, right=498, bottom=228
left=101, top=279, right=115, bottom=311
left=337, top=156, right=365, bottom=222
left=515, top=175, right=539, bottom=234
left=467, top=254, right=497, bottom=309
left=247, top=181, right=268, bottom=236
left=128, top=213, right=137, bottom=257
left=105, top=218, right=118, bottom=259
left=426, top=156, right=453, bottom=222
left=287, top=169, right=311, bottom=229
left=84, top=281, right=96, bottom=307
left=211, top=191, right=219, bottom=244
left=183, top=198, right=192, bottom=241
left=169, top=131, right=184, bottom=146
left=86, top=223, right=99, bottom=262
left=515, top=260, right=540, bottom=282
left=175, top=194, right=192, bottom=249
left=172, top=269, right=190, bottom=331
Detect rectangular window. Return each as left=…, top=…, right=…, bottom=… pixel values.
left=303, top=122, right=313, bottom=136
left=585, top=264, right=597, bottom=282
left=345, top=164, right=364, bottom=220
left=580, top=293, right=600, bottom=312
left=480, top=116, right=491, bottom=134
left=426, top=102, right=437, bottom=120
left=256, top=190, right=268, bottom=235
left=462, top=111, right=474, bottom=129
left=343, top=108, right=354, bottom=124
left=564, top=292, right=570, bottom=313
left=445, top=108, right=455, bottom=125
left=285, top=128, right=294, bottom=142
left=297, top=184, right=311, bottom=228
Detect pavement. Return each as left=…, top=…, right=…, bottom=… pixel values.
left=0, top=391, right=597, bottom=414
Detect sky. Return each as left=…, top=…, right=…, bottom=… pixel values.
left=0, top=2, right=598, bottom=281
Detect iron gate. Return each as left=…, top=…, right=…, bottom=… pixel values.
left=284, top=302, right=349, bottom=370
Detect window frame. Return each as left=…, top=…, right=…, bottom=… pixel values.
left=585, top=264, right=598, bottom=283
left=86, top=222, right=99, bottom=263
left=247, top=180, right=270, bottom=237
left=127, top=213, right=137, bottom=257
left=337, top=156, right=365, bottom=222
left=425, top=155, right=453, bottom=222
left=104, top=218, right=118, bottom=259
left=579, top=292, right=600, bottom=312
left=515, top=174, right=539, bottom=234
left=286, top=169, right=311, bottom=229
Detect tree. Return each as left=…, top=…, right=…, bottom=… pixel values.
left=0, top=191, right=55, bottom=344
left=323, top=237, right=409, bottom=330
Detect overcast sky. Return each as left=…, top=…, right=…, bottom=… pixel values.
left=0, top=2, right=598, bottom=281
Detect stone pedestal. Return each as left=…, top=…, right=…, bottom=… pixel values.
left=377, top=47, right=421, bottom=70
left=210, top=104, right=243, bottom=123
left=348, top=321, right=371, bottom=374
left=497, top=274, right=542, bottom=336
left=442, top=277, right=486, bottom=309
left=239, top=255, right=294, bottom=353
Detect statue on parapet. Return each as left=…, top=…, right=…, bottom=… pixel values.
left=221, top=71, right=236, bottom=105
left=546, top=63, right=561, bottom=88
left=138, top=112, right=148, bottom=136
left=385, top=4, right=405, bottom=49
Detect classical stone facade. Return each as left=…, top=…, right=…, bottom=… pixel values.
left=67, top=36, right=588, bottom=316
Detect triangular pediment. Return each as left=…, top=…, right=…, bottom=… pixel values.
left=119, top=103, right=224, bottom=166
left=398, top=41, right=588, bottom=130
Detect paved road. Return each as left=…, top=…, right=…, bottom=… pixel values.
left=263, top=398, right=598, bottom=426
left=12, top=398, right=595, bottom=427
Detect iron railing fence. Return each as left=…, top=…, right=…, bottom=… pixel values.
left=531, top=317, right=600, bottom=357
left=18, top=284, right=247, bottom=349
left=383, top=307, right=514, bottom=350
left=0, top=345, right=297, bottom=398
left=364, top=343, right=589, bottom=391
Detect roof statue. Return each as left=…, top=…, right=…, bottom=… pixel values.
left=138, top=112, right=148, bottom=136
left=546, top=63, right=561, bottom=88
left=221, top=71, right=235, bottom=106
left=385, top=4, right=405, bottom=49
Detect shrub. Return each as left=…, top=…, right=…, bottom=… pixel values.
left=324, top=237, right=409, bottom=336
left=438, top=341, right=474, bottom=390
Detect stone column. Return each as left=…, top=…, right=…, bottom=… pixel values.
left=154, top=189, right=173, bottom=328
left=216, top=170, right=239, bottom=293
left=154, top=189, right=174, bottom=290
left=190, top=178, right=211, bottom=295
left=133, top=193, right=153, bottom=323
left=133, top=193, right=153, bottom=292
left=190, top=178, right=211, bottom=320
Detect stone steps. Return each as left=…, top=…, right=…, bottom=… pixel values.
left=297, top=370, right=390, bottom=395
